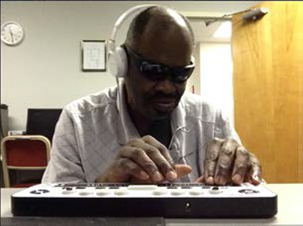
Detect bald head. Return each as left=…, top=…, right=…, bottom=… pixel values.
left=125, top=6, right=194, bottom=53
left=122, top=6, right=195, bottom=124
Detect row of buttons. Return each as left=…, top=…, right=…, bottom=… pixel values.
left=29, top=185, right=259, bottom=196
left=56, top=183, right=224, bottom=189
left=61, top=186, right=223, bottom=196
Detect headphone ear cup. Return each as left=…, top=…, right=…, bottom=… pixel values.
left=108, top=47, right=128, bottom=78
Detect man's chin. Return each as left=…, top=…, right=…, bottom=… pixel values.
left=144, top=108, right=173, bottom=121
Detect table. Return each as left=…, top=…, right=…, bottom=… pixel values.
left=1, top=184, right=303, bottom=226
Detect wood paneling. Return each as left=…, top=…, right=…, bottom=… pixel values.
left=232, top=2, right=303, bottom=183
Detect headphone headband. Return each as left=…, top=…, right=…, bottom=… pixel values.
left=108, top=4, right=161, bottom=54
left=107, top=4, right=195, bottom=79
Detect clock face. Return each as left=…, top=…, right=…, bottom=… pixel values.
left=1, top=21, right=24, bottom=46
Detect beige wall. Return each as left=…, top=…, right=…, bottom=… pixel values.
left=199, top=42, right=234, bottom=125
left=185, top=44, right=201, bottom=95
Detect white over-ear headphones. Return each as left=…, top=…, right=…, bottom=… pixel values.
left=107, top=4, right=195, bottom=78
left=107, top=5, right=155, bottom=78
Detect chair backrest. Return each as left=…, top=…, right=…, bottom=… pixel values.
left=1, top=135, right=51, bottom=188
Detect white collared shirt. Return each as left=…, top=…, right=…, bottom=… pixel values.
left=42, top=82, right=240, bottom=183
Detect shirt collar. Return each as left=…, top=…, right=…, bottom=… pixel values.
left=171, top=97, right=187, bottom=132
left=116, top=80, right=140, bottom=145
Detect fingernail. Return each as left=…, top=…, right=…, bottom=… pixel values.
left=216, top=176, right=226, bottom=185
left=232, top=174, right=242, bottom=184
left=206, top=176, right=214, bottom=185
left=166, top=171, right=177, bottom=181
left=153, top=171, right=163, bottom=182
left=140, top=171, right=149, bottom=179
left=253, top=174, right=261, bottom=182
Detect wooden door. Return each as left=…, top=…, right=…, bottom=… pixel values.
left=232, top=2, right=303, bottom=183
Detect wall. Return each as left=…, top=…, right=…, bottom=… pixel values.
left=186, top=43, right=201, bottom=95
left=1, top=1, right=259, bottom=131
left=199, top=42, right=234, bottom=125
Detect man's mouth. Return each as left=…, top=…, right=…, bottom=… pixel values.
left=151, top=98, right=176, bottom=112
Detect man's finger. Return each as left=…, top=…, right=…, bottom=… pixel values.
left=131, top=164, right=192, bottom=184
left=120, top=146, right=162, bottom=181
left=214, top=139, right=238, bottom=185
left=145, top=146, right=176, bottom=181
left=195, top=175, right=205, bottom=183
left=204, top=138, right=224, bottom=185
left=142, top=135, right=175, bottom=166
left=248, top=153, right=262, bottom=185
left=175, top=164, right=192, bottom=178
left=232, top=146, right=249, bottom=185
left=115, top=158, right=149, bottom=181
left=142, top=135, right=177, bottom=181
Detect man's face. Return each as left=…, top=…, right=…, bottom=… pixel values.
left=124, top=20, right=193, bottom=121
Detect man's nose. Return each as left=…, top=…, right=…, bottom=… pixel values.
left=154, top=78, right=177, bottom=94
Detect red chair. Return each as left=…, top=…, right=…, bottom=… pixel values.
left=1, top=135, right=51, bottom=188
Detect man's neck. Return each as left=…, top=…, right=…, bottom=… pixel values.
left=127, top=106, right=172, bottom=148
left=127, top=107, right=152, bottom=136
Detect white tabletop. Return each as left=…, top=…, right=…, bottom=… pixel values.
left=1, top=184, right=303, bottom=225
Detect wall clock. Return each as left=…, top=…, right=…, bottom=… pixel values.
left=1, top=21, right=24, bottom=46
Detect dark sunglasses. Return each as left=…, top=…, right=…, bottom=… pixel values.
left=124, top=45, right=195, bottom=83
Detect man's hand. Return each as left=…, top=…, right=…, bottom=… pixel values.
left=95, top=135, right=177, bottom=183
left=131, top=164, right=192, bottom=184
left=196, top=138, right=262, bottom=185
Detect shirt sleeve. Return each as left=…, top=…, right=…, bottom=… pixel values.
left=42, top=108, right=86, bottom=183
left=214, top=109, right=242, bottom=145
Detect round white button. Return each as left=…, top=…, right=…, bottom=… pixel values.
left=153, top=188, right=168, bottom=195
left=189, top=188, right=204, bottom=195
left=114, top=188, right=129, bottom=196
left=78, top=190, right=93, bottom=196
left=170, top=188, right=186, bottom=196
left=62, top=188, right=75, bottom=195
left=96, top=190, right=111, bottom=196
left=209, top=187, right=222, bottom=195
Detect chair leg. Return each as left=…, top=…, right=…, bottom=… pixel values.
left=2, top=165, right=10, bottom=188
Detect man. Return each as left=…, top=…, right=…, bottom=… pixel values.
left=42, top=6, right=261, bottom=186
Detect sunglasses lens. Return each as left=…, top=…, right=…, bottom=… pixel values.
left=140, top=61, right=194, bottom=83
left=140, top=62, right=169, bottom=81
left=172, top=67, right=194, bottom=83
left=126, top=46, right=194, bottom=83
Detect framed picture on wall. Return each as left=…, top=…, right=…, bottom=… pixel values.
left=81, top=40, right=106, bottom=71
